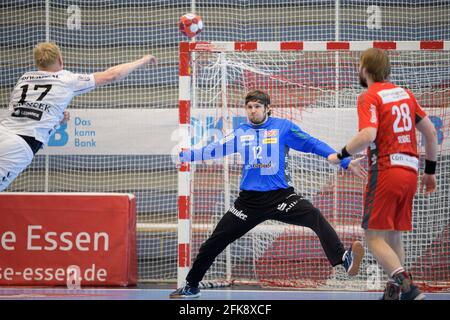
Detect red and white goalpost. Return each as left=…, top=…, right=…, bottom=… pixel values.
left=178, top=41, right=450, bottom=290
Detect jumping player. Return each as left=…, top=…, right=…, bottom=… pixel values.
left=0, top=42, right=156, bottom=191
left=170, top=89, right=366, bottom=298
left=330, top=48, right=438, bottom=300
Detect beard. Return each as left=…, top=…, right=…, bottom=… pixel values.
left=249, top=115, right=266, bottom=125
left=249, top=107, right=269, bottom=125
left=359, top=71, right=368, bottom=88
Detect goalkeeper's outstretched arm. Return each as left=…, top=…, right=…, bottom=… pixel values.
left=180, top=133, right=238, bottom=163
left=285, top=122, right=351, bottom=169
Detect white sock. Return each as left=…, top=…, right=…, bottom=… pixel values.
left=390, top=267, right=405, bottom=279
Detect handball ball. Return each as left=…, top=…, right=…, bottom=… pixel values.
left=179, top=13, right=203, bottom=38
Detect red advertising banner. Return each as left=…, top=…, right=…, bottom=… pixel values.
left=0, top=193, right=137, bottom=287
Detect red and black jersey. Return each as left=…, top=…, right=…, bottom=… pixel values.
left=357, top=81, right=426, bottom=172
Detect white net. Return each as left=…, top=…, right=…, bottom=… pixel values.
left=0, top=0, right=448, bottom=288
left=189, top=48, right=450, bottom=290
left=193, top=0, right=449, bottom=42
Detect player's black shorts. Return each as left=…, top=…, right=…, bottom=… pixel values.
left=186, top=187, right=346, bottom=285
left=234, top=186, right=307, bottom=218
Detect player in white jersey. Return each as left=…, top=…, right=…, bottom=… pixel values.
left=0, top=42, right=156, bottom=191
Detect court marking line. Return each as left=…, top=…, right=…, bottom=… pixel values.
left=0, top=288, right=448, bottom=296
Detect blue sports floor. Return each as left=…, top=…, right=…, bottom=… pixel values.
left=0, top=287, right=449, bottom=300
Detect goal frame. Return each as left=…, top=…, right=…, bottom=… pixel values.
left=177, top=40, right=449, bottom=287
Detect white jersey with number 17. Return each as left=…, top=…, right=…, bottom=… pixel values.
left=1, top=70, right=95, bottom=144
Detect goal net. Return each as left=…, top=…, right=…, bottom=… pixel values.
left=180, top=41, right=450, bottom=291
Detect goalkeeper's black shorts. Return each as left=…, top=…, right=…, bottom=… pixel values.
left=185, top=187, right=346, bottom=286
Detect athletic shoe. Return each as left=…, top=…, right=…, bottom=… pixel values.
left=379, top=282, right=400, bottom=300
left=342, top=241, right=364, bottom=276
left=400, top=284, right=426, bottom=300
left=169, top=283, right=201, bottom=298
left=392, top=271, right=426, bottom=300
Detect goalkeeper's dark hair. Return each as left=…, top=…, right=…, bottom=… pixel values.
left=245, top=89, right=272, bottom=116
left=360, top=48, right=391, bottom=82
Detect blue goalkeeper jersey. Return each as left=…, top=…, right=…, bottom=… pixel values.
left=180, top=116, right=350, bottom=192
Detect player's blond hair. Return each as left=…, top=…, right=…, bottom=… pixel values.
left=360, top=48, right=391, bottom=82
left=33, top=42, right=62, bottom=69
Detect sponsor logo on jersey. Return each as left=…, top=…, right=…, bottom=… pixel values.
left=370, top=104, right=377, bottom=124
left=263, top=138, right=277, bottom=144
left=377, top=87, right=410, bottom=104
left=77, top=75, right=91, bottom=82
left=229, top=206, right=247, bottom=221
left=219, top=132, right=235, bottom=144
left=20, top=74, right=59, bottom=81
left=390, top=153, right=418, bottom=171
left=264, top=129, right=278, bottom=137
left=240, top=135, right=255, bottom=142
left=245, top=162, right=272, bottom=169
left=11, top=107, right=43, bottom=121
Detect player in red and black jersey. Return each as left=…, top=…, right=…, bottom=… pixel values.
left=330, top=48, right=438, bottom=300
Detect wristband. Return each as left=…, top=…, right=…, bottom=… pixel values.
left=424, top=159, right=436, bottom=175
left=337, top=146, right=351, bottom=160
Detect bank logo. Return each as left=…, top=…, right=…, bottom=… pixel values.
left=48, top=117, right=97, bottom=148
left=48, top=123, right=69, bottom=146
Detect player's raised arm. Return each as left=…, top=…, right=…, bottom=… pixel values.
left=94, top=54, right=157, bottom=87
left=331, top=90, right=379, bottom=163
left=332, top=127, right=377, bottom=163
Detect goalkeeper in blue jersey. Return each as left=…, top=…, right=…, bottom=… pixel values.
left=170, top=90, right=366, bottom=298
